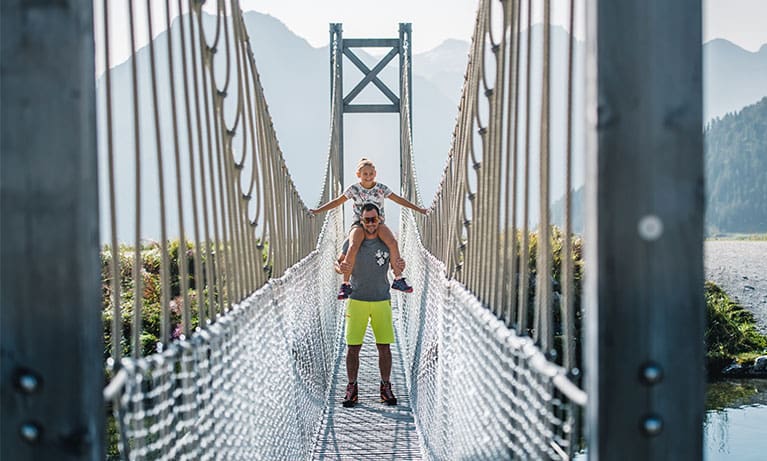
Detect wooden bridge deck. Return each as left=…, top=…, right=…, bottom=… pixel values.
left=312, top=305, right=423, bottom=460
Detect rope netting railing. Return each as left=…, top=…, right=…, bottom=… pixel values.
left=97, top=0, right=345, bottom=458
left=107, top=210, right=343, bottom=459
left=398, top=210, right=586, bottom=460
left=405, top=0, right=583, bottom=372
left=397, top=0, right=587, bottom=457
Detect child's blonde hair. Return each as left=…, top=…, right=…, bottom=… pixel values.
left=356, top=157, right=375, bottom=172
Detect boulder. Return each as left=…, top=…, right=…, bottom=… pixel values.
left=754, top=355, right=767, bottom=372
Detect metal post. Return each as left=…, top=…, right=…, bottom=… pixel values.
left=1, top=1, right=103, bottom=460
left=585, top=0, right=704, bottom=459
left=403, top=24, right=413, bottom=134
left=398, top=23, right=413, bottom=200
left=334, top=24, right=410, bottom=200
left=330, top=23, right=344, bottom=197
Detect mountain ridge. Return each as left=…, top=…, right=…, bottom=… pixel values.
left=96, top=12, right=767, bottom=241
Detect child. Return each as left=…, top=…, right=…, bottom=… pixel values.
left=309, top=157, right=428, bottom=299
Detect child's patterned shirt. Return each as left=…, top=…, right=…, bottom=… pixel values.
left=343, top=182, right=392, bottom=221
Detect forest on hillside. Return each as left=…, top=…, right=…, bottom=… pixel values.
left=552, top=97, right=766, bottom=236
left=705, top=97, right=767, bottom=234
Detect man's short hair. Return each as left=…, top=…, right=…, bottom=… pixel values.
left=361, top=203, right=380, bottom=215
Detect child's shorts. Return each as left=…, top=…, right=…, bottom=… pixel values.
left=345, top=299, right=394, bottom=345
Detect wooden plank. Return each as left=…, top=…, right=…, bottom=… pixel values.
left=343, top=38, right=400, bottom=48
left=584, top=0, right=704, bottom=459
left=0, top=1, right=103, bottom=459
left=313, top=308, right=423, bottom=460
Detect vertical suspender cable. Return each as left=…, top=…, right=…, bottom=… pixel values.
left=128, top=0, right=143, bottom=358
left=103, top=0, right=122, bottom=364
left=518, top=0, right=533, bottom=335
left=146, top=0, right=172, bottom=346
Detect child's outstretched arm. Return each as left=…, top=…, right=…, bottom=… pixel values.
left=387, top=192, right=428, bottom=215
left=309, top=194, right=348, bottom=215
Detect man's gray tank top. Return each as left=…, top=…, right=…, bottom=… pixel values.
left=342, top=237, right=391, bottom=302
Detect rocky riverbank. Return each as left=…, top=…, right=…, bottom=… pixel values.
left=705, top=240, right=767, bottom=377
left=705, top=240, right=767, bottom=335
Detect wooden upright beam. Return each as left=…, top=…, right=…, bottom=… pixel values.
left=1, top=1, right=103, bottom=459
left=585, top=0, right=704, bottom=459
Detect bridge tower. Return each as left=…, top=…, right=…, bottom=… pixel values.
left=328, top=23, right=414, bottom=206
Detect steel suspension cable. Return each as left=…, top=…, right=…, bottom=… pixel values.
left=102, top=0, right=337, bottom=405
left=404, top=0, right=583, bottom=375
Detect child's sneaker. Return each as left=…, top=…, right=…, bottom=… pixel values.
left=337, top=283, right=353, bottom=300
left=380, top=381, right=397, bottom=405
left=343, top=382, right=358, bottom=407
left=391, top=277, right=413, bottom=293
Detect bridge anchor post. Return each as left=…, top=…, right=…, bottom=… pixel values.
left=585, top=0, right=704, bottom=459
left=1, top=1, right=103, bottom=459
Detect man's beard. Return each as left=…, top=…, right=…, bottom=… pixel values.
left=364, top=225, right=377, bottom=235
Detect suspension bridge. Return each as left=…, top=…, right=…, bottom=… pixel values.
left=2, top=0, right=705, bottom=460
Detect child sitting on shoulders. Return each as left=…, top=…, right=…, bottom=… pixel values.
left=309, top=157, right=428, bottom=299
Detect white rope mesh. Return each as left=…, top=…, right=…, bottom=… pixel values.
left=99, top=0, right=589, bottom=458
left=111, top=210, right=343, bottom=460
left=398, top=210, right=584, bottom=460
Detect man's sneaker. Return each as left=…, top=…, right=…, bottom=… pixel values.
left=342, top=382, right=358, bottom=407
left=391, top=278, right=413, bottom=293
left=337, top=283, right=353, bottom=300
left=380, top=381, right=397, bottom=405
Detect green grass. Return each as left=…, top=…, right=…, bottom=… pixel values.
left=705, top=281, right=767, bottom=375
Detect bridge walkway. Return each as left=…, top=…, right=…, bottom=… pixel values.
left=312, top=303, right=423, bottom=460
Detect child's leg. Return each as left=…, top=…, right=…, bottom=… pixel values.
left=342, top=226, right=365, bottom=283
left=377, top=223, right=403, bottom=278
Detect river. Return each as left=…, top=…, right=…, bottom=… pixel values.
left=704, top=240, right=767, bottom=334
left=576, top=241, right=767, bottom=459
left=704, top=241, right=767, bottom=460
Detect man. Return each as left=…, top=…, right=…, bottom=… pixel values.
left=335, top=203, right=404, bottom=408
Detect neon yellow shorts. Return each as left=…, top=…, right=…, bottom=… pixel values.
left=345, top=299, right=395, bottom=345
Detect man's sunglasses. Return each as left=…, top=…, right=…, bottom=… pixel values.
left=363, top=217, right=379, bottom=223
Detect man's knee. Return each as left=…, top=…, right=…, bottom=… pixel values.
left=347, top=345, right=362, bottom=356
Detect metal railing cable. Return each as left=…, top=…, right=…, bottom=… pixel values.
left=398, top=210, right=586, bottom=460
left=406, top=0, right=581, bottom=372
left=97, top=0, right=587, bottom=457
left=398, top=0, right=585, bottom=457
left=98, top=0, right=344, bottom=458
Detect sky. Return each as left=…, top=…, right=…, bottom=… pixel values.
left=238, top=0, right=767, bottom=53
left=94, top=0, right=767, bottom=76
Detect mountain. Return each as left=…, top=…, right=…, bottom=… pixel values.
left=97, top=12, right=591, bottom=242
left=411, top=25, right=589, bottom=228
left=237, top=12, right=460, bottom=225
left=557, top=97, right=767, bottom=236
left=553, top=40, right=767, bottom=235
left=703, top=40, right=767, bottom=122
left=413, top=38, right=470, bottom=105
left=551, top=186, right=585, bottom=234
left=96, top=11, right=457, bottom=241
left=97, top=11, right=766, bottom=243
left=704, top=97, right=767, bottom=234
